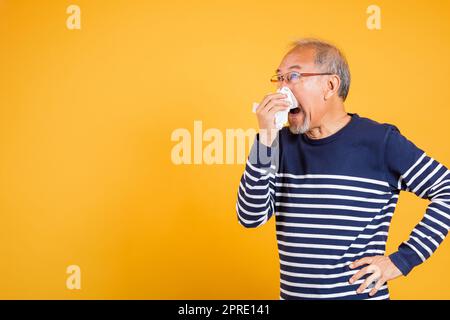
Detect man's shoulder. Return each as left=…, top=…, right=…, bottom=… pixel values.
left=277, top=113, right=401, bottom=142
left=355, top=113, right=398, bottom=136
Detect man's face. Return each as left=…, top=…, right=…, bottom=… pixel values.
left=275, top=47, right=329, bottom=134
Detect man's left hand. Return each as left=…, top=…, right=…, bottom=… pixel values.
left=348, top=255, right=403, bottom=296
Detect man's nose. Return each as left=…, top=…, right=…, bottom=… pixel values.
left=278, top=81, right=294, bottom=90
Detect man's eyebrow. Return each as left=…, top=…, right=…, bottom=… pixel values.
left=275, top=65, right=302, bottom=73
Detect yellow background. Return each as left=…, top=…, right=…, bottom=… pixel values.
left=0, top=0, right=449, bottom=299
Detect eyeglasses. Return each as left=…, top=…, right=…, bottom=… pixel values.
left=270, top=71, right=333, bottom=84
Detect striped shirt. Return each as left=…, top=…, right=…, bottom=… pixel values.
left=236, top=113, right=450, bottom=300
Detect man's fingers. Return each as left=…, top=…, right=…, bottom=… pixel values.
left=257, top=94, right=288, bottom=114
left=267, top=105, right=290, bottom=117
left=263, top=100, right=289, bottom=115
left=350, top=256, right=373, bottom=269
left=256, top=93, right=286, bottom=113
left=356, top=272, right=380, bottom=294
left=348, top=265, right=369, bottom=284
left=369, top=277, right=386, bottom=297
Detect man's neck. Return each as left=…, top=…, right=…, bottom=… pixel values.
left=305, top=107, right=351, bottom=140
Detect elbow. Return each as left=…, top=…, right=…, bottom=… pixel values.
left=238, top=218, right=263, bottom=229
left=236, top=206, right=269, bottom=229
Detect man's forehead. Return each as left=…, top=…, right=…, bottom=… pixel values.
left=276, top=49, right=315, bottom=73
left=275, top=64, right=302, bottom=73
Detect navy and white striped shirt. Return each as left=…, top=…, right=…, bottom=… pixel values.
left=236, top=113, right=450, bottom=300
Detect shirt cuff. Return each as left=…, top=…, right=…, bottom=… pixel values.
left=389, top=251, right=414, bottom=276
left=248, top=133, right=278, bottom=170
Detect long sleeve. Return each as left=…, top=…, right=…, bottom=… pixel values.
left=384, top=125, right=450, bottom=276
left=236, top=132, right=280, bottom=228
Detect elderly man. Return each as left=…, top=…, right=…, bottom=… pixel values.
left=236, top=38, right=450, bottom=300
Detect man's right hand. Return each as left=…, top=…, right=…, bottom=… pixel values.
left=255, top=92, right=290, bottom=147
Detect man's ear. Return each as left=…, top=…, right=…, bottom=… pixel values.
left=324, top=75, right=340, bottom=100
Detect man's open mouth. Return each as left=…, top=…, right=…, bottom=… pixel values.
left=289, top=107, right=301, bottom=114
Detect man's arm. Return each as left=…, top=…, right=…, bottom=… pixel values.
left=236, top=132, right=280, bottom=228
left=384, top=125, right=450, bottom=276
left=349, top=124, right=450, bottom=296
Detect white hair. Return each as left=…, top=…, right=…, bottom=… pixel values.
left=288, top=109, right=310, bottom=134
left=288, top=38, right=351, bottom=101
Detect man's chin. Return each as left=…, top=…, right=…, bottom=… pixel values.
left=288, top=124, right=302, bottom=135
left=288, top=112, right=309, bottom=134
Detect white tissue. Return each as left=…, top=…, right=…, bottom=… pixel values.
left=252, top=87, right=298, bottom=129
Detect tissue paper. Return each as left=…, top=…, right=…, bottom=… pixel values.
left=252, top=87, right=298, bottom=129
